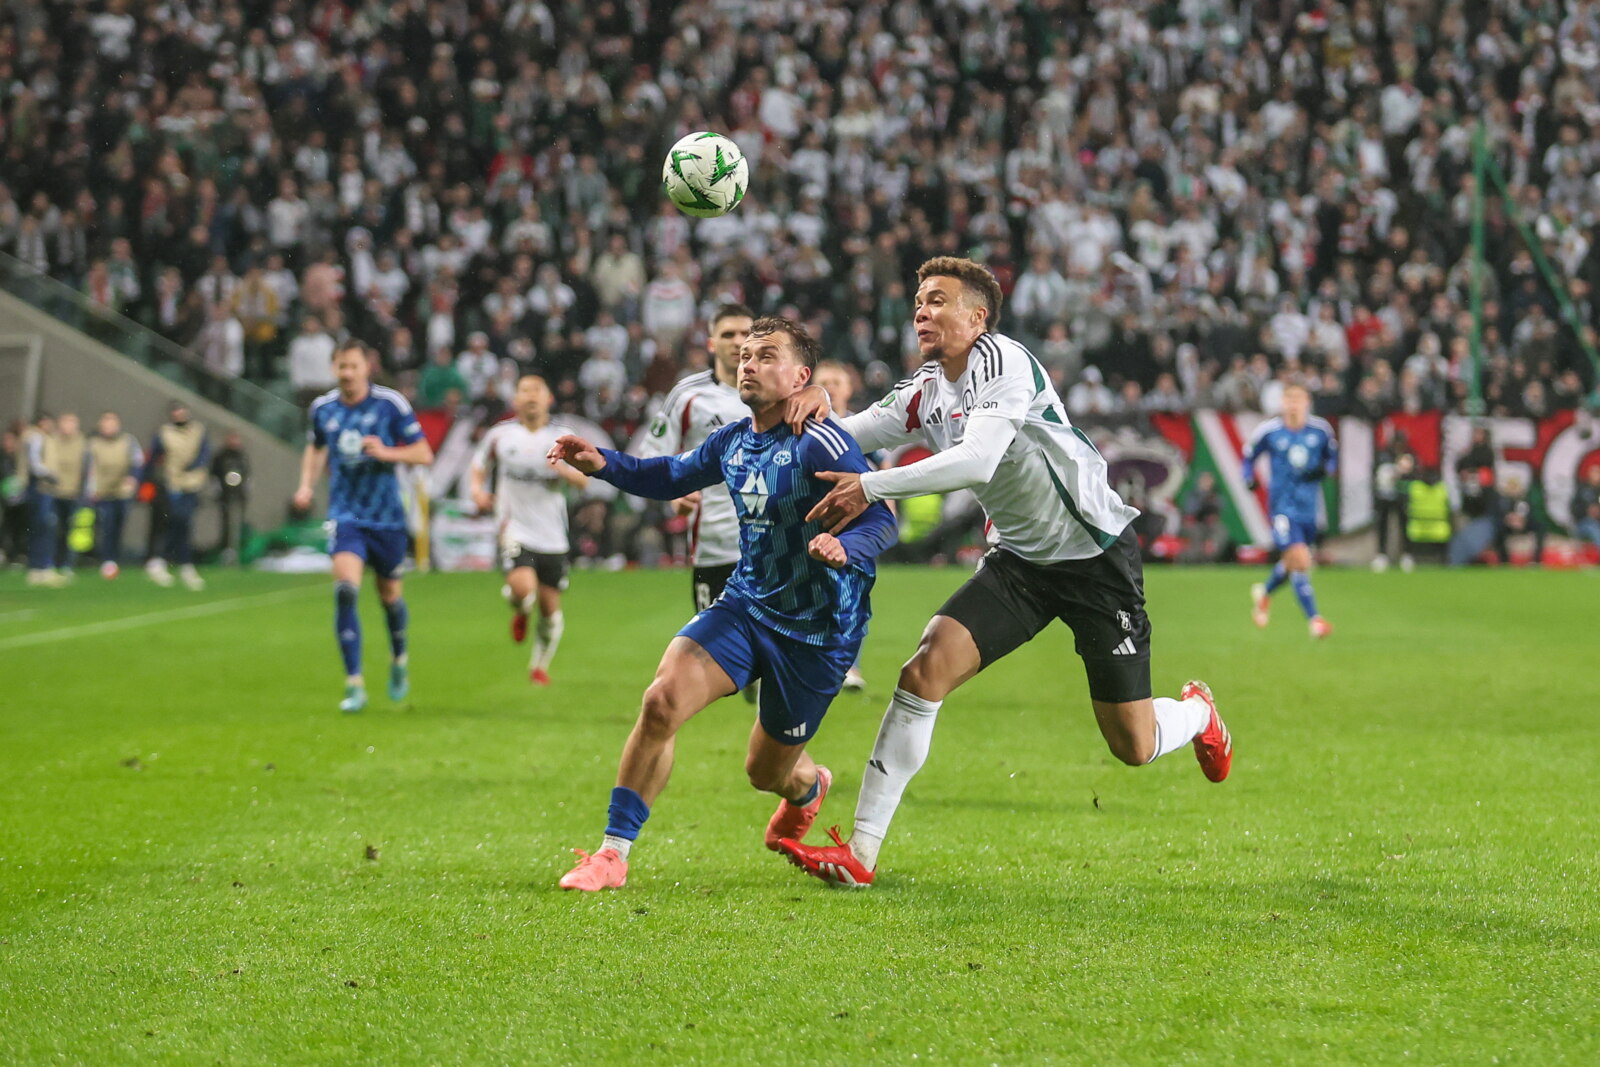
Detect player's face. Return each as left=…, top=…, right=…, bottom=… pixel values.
left=913, top=276, right=984, bottom=360
left=334, top=348, right=369, bottom=392
left=738, top=333, right=809, bottom=408
left=815, top=366, right=852, bottom=413
left=59, top=414, right=80, bottom=437
left=1282, top=387, right=1310, bottom=426
left=709, top=315, right=752, bottom=375
left=98, top=413, right=120, bottom=437
left=515, top=376, right=551, bottom=420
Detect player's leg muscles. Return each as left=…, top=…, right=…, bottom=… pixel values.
left=332, top=551, right=366, bottom=679
left=505, top=566, right=536, bottom=607
left=1094, top=698, right=1158, bottom=766
left=617, top=636, right=737, bottom=804
left=899, top=615, right=983, bottom=700
left=745, top=722, right=817, bottom=801
left=1283, top=542, right=1311, bottom=571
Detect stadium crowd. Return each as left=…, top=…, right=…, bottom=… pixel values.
left=3, top=0, right=1600, bottom=440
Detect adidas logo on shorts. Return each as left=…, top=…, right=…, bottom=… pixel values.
left=1111, top=637, right=1138, bottom=656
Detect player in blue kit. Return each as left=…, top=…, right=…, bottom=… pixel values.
left=546, top=317, right=898, bottom=891
left=1243, top=383, right=1338, bottom=638
left=294, top=341, right=435, bottom=712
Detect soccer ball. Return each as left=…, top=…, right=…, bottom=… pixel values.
left=662, top=132, right=748, bottom=219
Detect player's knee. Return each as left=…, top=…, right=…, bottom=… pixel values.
left=1110, top=734, right=1155, bottom=766
left=334, top=580, right=358, bottom=609
left=744, top=756, right=783, bottom=794
left=897, top=652, right=949, bottom=701
left=638, top=681, right=683, bottom=738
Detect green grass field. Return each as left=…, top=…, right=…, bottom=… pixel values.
left=2, top=564, right=1597, bottom=1065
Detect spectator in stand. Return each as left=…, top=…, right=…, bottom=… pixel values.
left=456, top=332, right=500, bottom=402
left=287, top=315, right=338, bottom=405
left=641, top=261, right=696, bottom=354
left=420, top=347, right=471, bottom=410
left=1178, top=471, right=1228, bottom=564
left=198, top=302, right=246, bottom=379
left=234, top=266, right=282, bottom=379
left=1066, top=366, right=1115, bottom=418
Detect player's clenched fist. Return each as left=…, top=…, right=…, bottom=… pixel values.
left=547, top=434, right=607, bottom=474
left=808, top=533, right=849, bottom=568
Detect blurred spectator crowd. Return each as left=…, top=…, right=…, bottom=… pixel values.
left=3, top=0, right=1600, bottom=446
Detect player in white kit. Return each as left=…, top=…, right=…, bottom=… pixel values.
left=641, top=303, right=758, bottom=701
left=778, top=257, right=1233, bottom=887
left=470, top=374, right=588, bottom=685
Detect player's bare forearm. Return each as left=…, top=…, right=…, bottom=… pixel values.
left=371, top=439, right=434, bottom=466
left=298, top=445, right=326, bottom=490
left=806, top=471, right=867, bottom=534
left=294, top=446, right=326, bottom=510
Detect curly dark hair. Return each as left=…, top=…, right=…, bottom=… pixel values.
left=916, top=256, right=1003, bottom=329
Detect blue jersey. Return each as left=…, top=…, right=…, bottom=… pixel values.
left=596, top=417, right=898, bottom=647
left=308, top=386, right=425, bottom=529
left=1243, top=415, right=1338, bottom=522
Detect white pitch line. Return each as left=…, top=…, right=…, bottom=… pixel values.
left=0, top=585, right=324, bottom=652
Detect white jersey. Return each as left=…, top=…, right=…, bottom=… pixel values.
left=471, top=419, right=572, bottom=554
left=845, top=331, right=1138, bottom=562
left=639, top=368, right=747, bottom=566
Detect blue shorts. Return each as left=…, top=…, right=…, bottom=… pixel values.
left=330, top=522, right=409, bottom=579
left=679, top=601, right=860, bottom=746
left=1270, top=513, right=1319, bottom=550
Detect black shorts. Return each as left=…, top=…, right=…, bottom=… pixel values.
left=502, top=543, right=570, bottom=591
left=935, top=528, right=1152, bottom=704
left=692, top=562, right=736, bottom=612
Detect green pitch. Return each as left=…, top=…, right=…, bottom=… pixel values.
left=2, top=566, right=1596, bottom=1064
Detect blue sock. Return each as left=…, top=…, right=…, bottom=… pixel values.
left=335, top=581, right=361, bottom=677
left=383, top=597, right=408, bottom=660
left=1263, top=562, right=1287, bottom=595
left=1290, top=571, right=1319, bottom=618
left=605, top=786, right=651, bottom=841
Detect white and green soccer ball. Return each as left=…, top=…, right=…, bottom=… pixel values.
left=662, top=132, right=748, bottom=218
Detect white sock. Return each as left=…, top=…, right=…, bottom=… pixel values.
left=532, top=611, right=564, bottom=671
left=601, top=833, right=632, bottom=859
left=1149, top=695, right=1210, bottom=762
left=851, top=687, right=942, bottom=870
left=520, top=592, right=537, bottom=615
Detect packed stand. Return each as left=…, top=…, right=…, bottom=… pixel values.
left=3, top=1, right=1599, bottom=488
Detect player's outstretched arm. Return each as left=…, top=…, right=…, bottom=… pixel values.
left=566, top=426, right=728, bottom=501
left=810, top=416, right=1017, bottom=533
left=546, top=434, right=607, bottom=474
left=293, top=444, right=327, bottom=512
